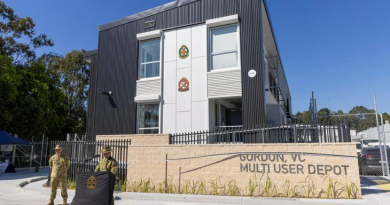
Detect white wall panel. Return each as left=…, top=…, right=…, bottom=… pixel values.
left=176, top=68, right=191, bottom=112
left=163, top=103, right=176, bottom=133
left=177, top=111, right=191, bottom=133
left=176, top=28, right=192, bottom=69
left=191, top=25, right=207, bottom=58
left=192, top=57, right=207, bottom=101
left=164, top=30, right=177, bottom=62
left=162, top=24, right=209, bottom=134
left=192, top=101, right=208, bottom=131
left=163, top=61, right=176, bottom=104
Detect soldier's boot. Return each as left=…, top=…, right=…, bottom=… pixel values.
left=47, top=200, right=54, bottom=205
left=63, top=199, right=67, bottom=205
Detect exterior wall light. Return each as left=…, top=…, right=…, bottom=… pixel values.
left=98, top=91, right=113, bottom=96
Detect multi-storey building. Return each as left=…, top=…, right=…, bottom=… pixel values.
left=84, top=0, right=291, bottom=140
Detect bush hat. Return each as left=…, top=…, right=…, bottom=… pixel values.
left=53, top=145, right=63, bottom=150
left=101, top=146, right=113, bottom=154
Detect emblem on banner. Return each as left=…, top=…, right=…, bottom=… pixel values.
left=178, top=45, right=189, bottom=59
left=87, top=175, right=97, bottom=190
left=178, top=77, right=190, bottom=92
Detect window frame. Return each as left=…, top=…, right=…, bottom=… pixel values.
left=208, top=24, right=241, bottom=72
left=138, top=38, right=162, bottom=80
left=136, top=102, right=160, bottom=134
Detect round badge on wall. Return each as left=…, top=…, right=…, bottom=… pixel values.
left=178, top=45, right=189, bottom=59
left=248, top=69, right=257, bottom=78
left=178, top=77, right=190, bottom=92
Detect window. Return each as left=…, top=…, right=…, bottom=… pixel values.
left=139, top=39, right=160, bottom=79
left=209, top=25, right=239, bottom=70
left=138, top=104, right=159, bottom=134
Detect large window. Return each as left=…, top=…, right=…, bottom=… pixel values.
left=209, top=25, right=239, bottom=70
left=139, top=39, right=160, bottom=79
left=138, top=104, right=159, bottom=134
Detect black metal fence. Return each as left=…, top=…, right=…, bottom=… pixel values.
left=170, top=123, right=351, bottom=144
left=49, top=140, right=130, bottom=181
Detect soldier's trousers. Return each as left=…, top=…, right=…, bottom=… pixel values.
left=50, top=176, right=68, bottom=200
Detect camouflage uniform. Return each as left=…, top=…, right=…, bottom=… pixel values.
left=49, top=153, right=70, bottom=202
left=94, top=157, right=117, bottom=176
left=95, top=152, right=117, bottom=205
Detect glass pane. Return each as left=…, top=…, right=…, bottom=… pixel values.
left=211, top=25, right=237, bottom=54
left=140, top=62, right=160, bottom=79
left=141, top=39, right=160, bottom=63
left=211, top=52, right=238, bottom=70
left=139, top=104, right=159, bottom=129
left=139, top=129, right=159, bottom=134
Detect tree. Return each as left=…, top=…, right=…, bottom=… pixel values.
left=48, top=50, right=89, bottom=134
left=383, top=113, right=390, bottom=123
left=0, top=1, right=89, bottom=141
left=317, top=108, right=331, bottom=124
left=0, top=54, right=20, bottom=129
left=0, top=1, right=53, bottom=64
left=348, top=106, right=376, bottom=132
left=293, top=111, right=310, bottom=123
left=5, top=61, right=66, bottom=140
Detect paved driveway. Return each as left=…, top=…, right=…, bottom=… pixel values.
left=360, top=176, right=390, bottom=205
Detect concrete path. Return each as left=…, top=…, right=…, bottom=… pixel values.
left=360, top=176, right=390, bottom=205
left=1, top=169, right=389, bottom=205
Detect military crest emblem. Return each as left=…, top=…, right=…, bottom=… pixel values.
left=178, top=45, right=189, bottom=59
left=87, top=175, right=97, bottom=190
left=178, top=77, right=189, bottom=92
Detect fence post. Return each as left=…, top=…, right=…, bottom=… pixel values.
left=30, top=136, right=34, bottom=172
left=380, top=113, right=390, bottom=176
left=12, top=144, right=16, bottom=165
left=40, top=135, right=44, bottom=167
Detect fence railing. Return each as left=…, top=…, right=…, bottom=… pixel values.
left=49, top=140, right=130, bottom=181
left=170, top=123, right=351, bottom=144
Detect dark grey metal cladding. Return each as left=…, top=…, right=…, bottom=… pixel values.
left=92, top=0, right=266, bottom=139
left=84, top=52, right=98, bottom=140
left=95, top=23, right=139, bottom=137
left=99, top=0, right=200, bottom=31
left=240, top=0, right=266, bottom=129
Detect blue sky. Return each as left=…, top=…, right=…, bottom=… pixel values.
left=4, top=0, right=390, bottom=114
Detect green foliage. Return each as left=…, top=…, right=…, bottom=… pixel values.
left=67, top=179, right=76, bottom=190
left=115, top=179, right=127, bottom=192
left=301, top=176, right=316, bottom=198
left=248, top=178, right=258, bottom=197
left=294, top=111, right=310, bottom=123
left=0, top=54, right=20, bottom=127
left=294, top=106, right=387, bottom=132
left=227, top=180, right=240, bottom=196
left=383, top=113, right=390, bottom=122
left=0, top=1, right=54, bottom=64
left=0, top=55, right=66, bottom=140
left=46, top=50, right=89, bottom=134
left=323, top=177, right=343, bottom=199
left=209, top=178, right=219, bottom=195
left=263, top=174, right=276, bottom=197
left=124, top=175, right=360, bottom=199
left=343, top=180, right=359, bottom=199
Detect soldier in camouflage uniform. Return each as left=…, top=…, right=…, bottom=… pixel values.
left=48, top=145, right=70, bottom=205
left=95, top=146, right=117, bottom=205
